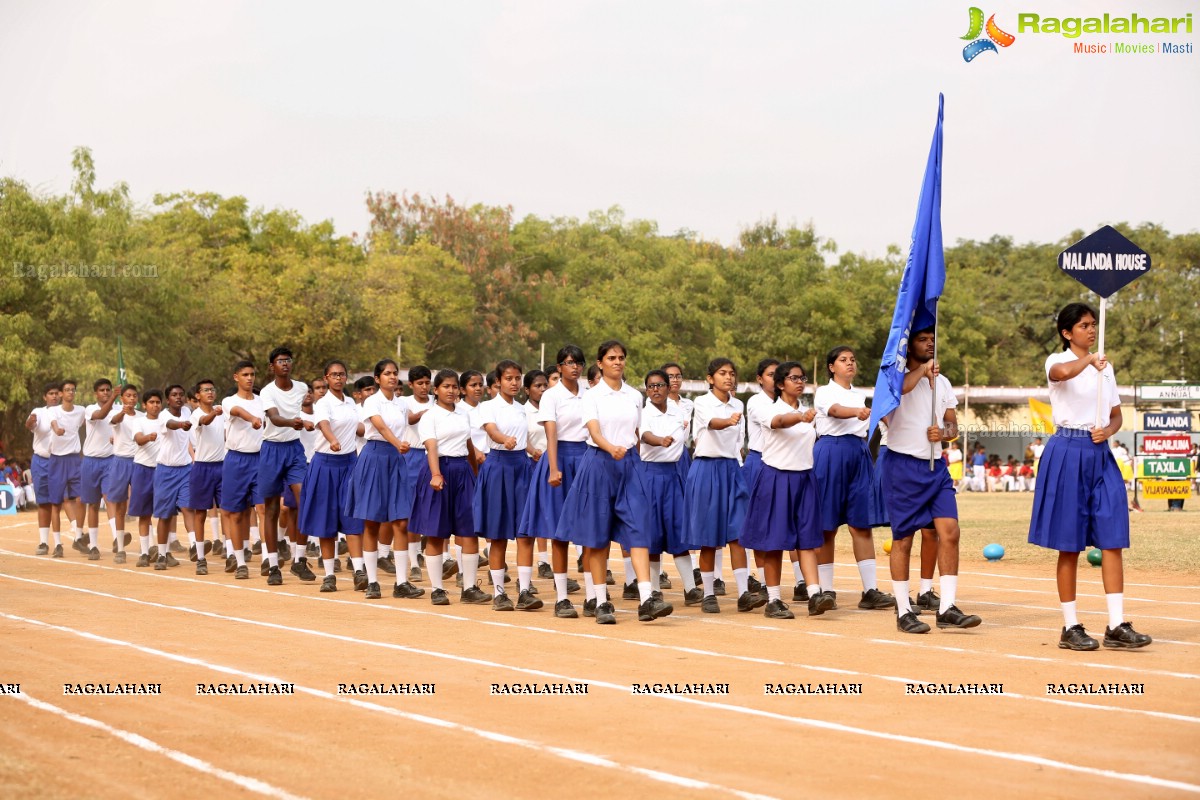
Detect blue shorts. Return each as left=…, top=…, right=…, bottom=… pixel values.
left=189, top=461, right=223, bottom=511
left=48, top=454, right=82, bottom=504
left=298, top=452, right=363, bottom=537
left=258, top=439, right=307, bottom=500
left=879, top=449, right=957, bottom=540
left=80, top=456, right=111, bottom=505
left=153, top=464, right=191, bottom=519
left=102, top=456, right=135, bottom=504
left=1028, top=428, right=1130, bottom=552
left=129, top=464, right=156, bottom=518
left=220, top=450, right=259, bottom=514
left=31, top=454, right=51, bottom=505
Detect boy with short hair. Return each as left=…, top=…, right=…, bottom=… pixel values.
left=80, top=379, right=117, bottom=560
left=25, top=382, right=60, bottom=555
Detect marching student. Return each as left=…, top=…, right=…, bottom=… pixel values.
left=485, top=370, right=500, bottom=400
left=475, top=360, right=541, bottom=612
left=741, top=361, right=832, bottom=618
left=545, top=364, right=560, bottom=388
left=345, top=359, right=414, bottom=600
left=152, top=385, right=194, bottom=570
left=49, top=379, right=86, bottom=554
left=1028, top=303, right=1151, bottom=650
left=103, top=384, right=140, bottom=562
left=187, top=379, right=225, bottom=576
left=879, top=327, right=981, bottom=634
left=639, top=369, right=700, bottom=606
left=129, top=389, right=165, bottom=567
left=453, top=369, right=490, bottom=585
left=301, top=359, right=365, bottom=592
left=399, top=366, right=434, bottom=583
left=25, top=382, right=60, bottom=556
left=409, top=369, right=480, bottom=606
left=813, top=346, right=895, bottom=611
left=685, top=358, right=759, bottom=614
left=523, top=370, right=552, bottom=579
left=259, top=347, right=312, bottom=579
left=520, top=345, right=589, bottom=619
left=556, top=340, right=673, bottom=625
left=220, top=361, right=264, bottom=581
left=80, top=379, right=117, bottom=561
left=661, top=362, right=694, bottom=484
left=873, top=421, right=939, bottom=614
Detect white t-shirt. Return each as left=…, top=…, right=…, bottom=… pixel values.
left=157, top=407, right=193, bottom=468
left=639, top=402, right=686, bottom=463
left=675, top=396, right=695, bottom=446
left=692, top=391, right=745, bottom=460
left=1046, top=350, right=1120, bottom=429
left=313, top=393, right=360, bottom=455
left=456, top=402, right=490, bottom=455
left=478, top=396, right=529, bottom=451
left=401, top=396, right=434, bottom=450
left=581, top=380, right=643, bottom=450
left=760, top=398, right=817, bottom=471
left=745, top=392, right=774, bottom=453
left=131, top=415, right=166, bottom=468
left=191, top=408, right=227, bottom=463
left=418, top=404, right=472, bottom=458
left=223, top=394, right=264, bottom=454
left=538, top=382, right=589, bottom=443
left=1032, top=443, right=1045, bottom=459
left=50, top=405, right=86, bottom=456
left=110, top=409, right=140, bottom=459
left=886, top=372, right=957, bottom=459
left=30, top=407, right=55, bottom=458
left=259, top=380, right=309, bottom=443
left=362, top=391, right=409, bottom=443
left=299, top=411, right=318, bottom=461
left=83, top=404, right=116, bottom=458
left=814, top=382, right=869, bottom=438
left=525, top=401, right=547, bottom=454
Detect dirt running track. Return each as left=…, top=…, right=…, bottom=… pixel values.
left=0, top=517, right=1197, bottom=800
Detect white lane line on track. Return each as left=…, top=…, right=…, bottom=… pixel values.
left=3, top=609, right=1198, bottom=796
left=828, top=559, right=1200, bottom=592
left=4, top=690, right=310, bottom=800
left=0, top=611, right=777, bottom=800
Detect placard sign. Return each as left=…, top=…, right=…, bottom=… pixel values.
left=1141, top=435, right=1193, bottom=456
left=1144, top=412, right=1192, bottom=431
left=1137, top=458, right=1194, bottom=479
left=1058, top=225, right=1152, bottom=298
left=1141, top=480, right=1193, bottom=500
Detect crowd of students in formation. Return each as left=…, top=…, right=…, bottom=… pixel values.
left=20, top=302, right=1150, bottom=649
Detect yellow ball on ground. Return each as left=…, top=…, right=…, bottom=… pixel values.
left=883, top=539, right=892, bottom=554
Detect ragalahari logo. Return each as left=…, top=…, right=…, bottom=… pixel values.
left=962, top=7, right=1016, bottom=61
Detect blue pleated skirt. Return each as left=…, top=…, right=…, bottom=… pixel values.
left=555, top=447, right=650, bottom=550
left=344, top=440, right=412, bottom=523
left=814, top=435, right=884, bottom=531
left=1028, top=428, right=1129, bottom=552
left=675, top=447, right=693, bottom=485
left=638, top=459, right=688, bottom=555
left=682, top=456, right=748, bottom=549
left=473, top=449, right=532, bottom=540
left=871, top=445, right=890, bottom=527
left=742, top=450, right=763, bottom=494
left=518, top=440, right=588, bottom=540
left=398, top=448, right=427, bottom=519
left=409, top=456, right=475, bottom=539
left=740, top=464, right=824, bottom=551
left=299, top=452, right=363, bottom=537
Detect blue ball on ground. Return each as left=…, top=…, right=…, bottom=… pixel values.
left=983, top=543, right=1004, bottom=561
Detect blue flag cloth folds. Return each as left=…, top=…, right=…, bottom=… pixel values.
left=869, top=93, right=946, bottom=439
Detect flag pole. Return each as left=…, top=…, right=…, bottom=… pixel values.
left=930, top=303, right=939, bottom=470
left=1094, top=296, right=1108, bottom=429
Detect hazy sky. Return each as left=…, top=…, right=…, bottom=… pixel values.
left=2, top=0, right=1197, bottom=257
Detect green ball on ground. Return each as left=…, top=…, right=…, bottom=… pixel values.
left=1086, top=548, right=1102, bottom=567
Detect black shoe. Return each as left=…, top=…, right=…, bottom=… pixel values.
left=260, top=559, right=271, bottom=577
left=163, top=552, right=179, bottom=567
left=195, top=561, right=208, bottom=575
left=290, top=558, right=316, bottom=582
left=605, top=569, right=615, bottom=586
left=825, top=590, right=838, bottom=609
left=554, top=599, right=579, bottom=618
left=807, top=591, right=835, bottom=616
left=306, top=541, right=319, bottom=558
left=737, top=590, right=767, bottom=612
left=36, top=543, right=49, bottom=555
left=1103, top=622, right=1152, bottom=649
left=88, top=547, right=100, bottom=561
left=235, top=565, right=250, bottom=580
left=242, top=547, right=250, bottom=563
left=528, top=584, right=539, bottom=595
left=537, top=562, right=553, bottom=580
left=430, top=588, right=449, bottom=605
left=320, top=575, right=337, bottom=592
left=659, top=572, right=672, bottom=590
left=333, top=557, right=343, bottom=573
left=267, top=566, right=283, bottom=586
left=276, top=541, right=291, bottom=564
left=747, top=575, right=763, bottom=594
left=113, top=552, right=127, bottom=564
left=225, top=554, right=237, bottom=573
left=712, top=578, right=727, bottom=596
left=135, top=553, right=150, bottom=568
left=701, top=595, right=721, bottom=614
left=492, top=591, right=515, bottom=611
left=52, top=544, right=64, bottom=559
left=622, top=581, right=639, bottom=600
left=455, top=573, right=463, bottom=587
left=582, top=598, right=597, bottom=618
left=916, top=589, right=941, bottom=611
left=908, top=600, right=922, bottom=617
left=596, top=601, right=617, bottom=624
left=169, top=539, right=186, bottom=554
left=154, top=556, right=168, bottom=571
left=345, top=557, right=355, bottom=571
left=417, top=550, right=427, bottom=567
left=858, top=588, right=897, bottom=610
left=148, top=545, right=159, bottom=561
left=693, top=567, right=702, bottom=586
left=72, top=536, right=88, bottom=555
left=377, top=555, right=396, bottom=575
left=393, top=581, right=425, bottom=599
left=250, top=540, right=263, bottom=555
left=566, top=577, right=581, bottom=594
left=517, top=590, right=543, bottom=611
left=577, top=555, right=584, bottom=572
left=336, top=539, right=348, bottom=555
left=793, top=581, right=809, bottom=601
left=764, top=599, right=795, bottom=620
left=637, top=596, right=673, bottom=621
left=897, top=611, right=931, bottom=634
left=461, top=586, right=490, bottom=605
left=936, top=605, right=982, bottom=629
left=409, top=565, right=422, bottom=582
left=352, top=569, right=368, bottom=591
left=364, top=582, right=382, bottom=600
left=442, top=558, right=459, bottom=580
left=1059, top=624, right=1100, bottom=651
left=684, top=587, right=704, bottom=606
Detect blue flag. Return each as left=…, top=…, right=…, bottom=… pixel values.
left=869, top=94, right=946, bottom=438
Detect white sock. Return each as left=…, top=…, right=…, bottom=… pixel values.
left=1106, top=593, right=1124, bottom=629
left=395, top=550, right=410, bottom=584
left=674, top=555, right=696, bottom=591
left=225, top=539, right=235, bottom=557
left=622, top=556, right=634, bottom=585
left=638, top=580, right=653, bottom=603
left=939, top=575, right=957, bottom=613
left=364, top=550, right=378, bottom=584
left=701, top=570, right=715, bottom=597
left=267, top=552, right=279, bottom=568
left=108, top=519, right=117, bottom=538
left=920, top=577, right=934, bottom=595
left=351, top=556, right=364, bottom=572
left=767, top=585, right=781, bottom=602
left=650, top=558, right=661, bottom=579
left=408, top=541, right=420, bottom=566
left=324, top=555, right=335, bottom=577
left=554, top=573, right=569, bottom=602
left=518, top=565, right=533, bottom=592
left=70, top=522, right=79, bottom=539
left=52, top=531, right=61, bottom=546
left=427, top=553, right=444, bottom=590
left=1062, top=601, right=1079, bottom=628
left=88, top=528, right=99, bottom=549
left=791, top=560, right=803, bottom=583
left=893, top=580, right=912, bottom=614
left=379, top=542, right=392, bottom=558
left=115, top=531, right=126, bottom=553
left=595, top=584, right=608, bottom=605
left=490, top=569, right=505, bottom=596
left=39, top=527, right=49, bottom=545
left=250, top=526, right=260, bottom=543
left=139, top=535, right=150, bottom=555
left=733, top=567, right=749, bottom=596
left=234, top=547, right=246, bottom=566
left=209, top=516, right=219, bottom=540
left=857, top=558, right=878, bottom=592
left=713, top=549, right=724, bottom=578
left=293, top=543, right=304, bottom=562
left=463, top=552, right=480, bottom=588
left=818, top=563, right=835, bottom=594
left=583, top=572, right=595, bottom=601
left=187, top=530, right=197, bottom=547
left=537, top=549, right=549, bottom=565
